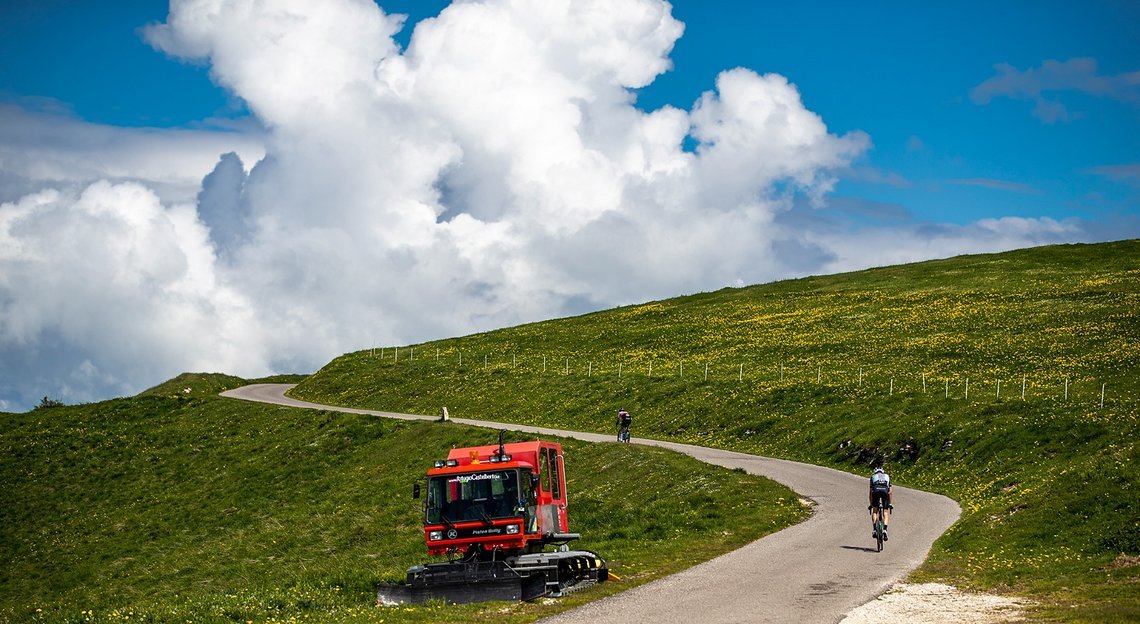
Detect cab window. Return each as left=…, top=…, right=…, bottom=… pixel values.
left=425, top=470, right=520, bottom=522
left=540, top=447, right=552, bottom=493
left=547, top=447, right=561, bottom=499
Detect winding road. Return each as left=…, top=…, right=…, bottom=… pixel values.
left=221, top=384, right=960, bottom=624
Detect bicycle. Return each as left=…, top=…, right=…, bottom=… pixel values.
left=617, top=427, right=630, bottom=443
left=870, top=502, right=893, bottom=552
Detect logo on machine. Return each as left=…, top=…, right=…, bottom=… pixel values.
left=439, top=526, right=511, bottom=540
left=453, top=473, right=503, bottom=484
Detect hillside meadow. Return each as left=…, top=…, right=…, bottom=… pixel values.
left=293, top=240, right=1140, bottom=621
left=0, top=374, right=803, bottom=623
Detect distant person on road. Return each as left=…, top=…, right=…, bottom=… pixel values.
left=616, top=408, right=631, bottom=443
left=869, top=466, right=893, bottom=540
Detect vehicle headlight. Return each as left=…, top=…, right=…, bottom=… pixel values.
left=505, top=524, right=520, bottom=535
left=429, top=530, right=443, bottom=541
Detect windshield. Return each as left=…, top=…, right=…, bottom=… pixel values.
left=425, top=469, right=523, bottom=524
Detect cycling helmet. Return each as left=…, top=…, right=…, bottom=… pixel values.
left=873, top=467, right=884, bottom=474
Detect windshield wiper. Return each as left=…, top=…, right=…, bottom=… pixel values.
left=432, top=507, right=456, bottom=528
left=478, top=510, right=495, bottom=527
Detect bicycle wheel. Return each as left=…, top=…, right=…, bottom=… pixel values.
left=875, top=511, right=884, bottom=552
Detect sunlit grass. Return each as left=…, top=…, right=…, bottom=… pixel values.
left=294, top=240, right=1140, bottom=620
left=0, top=375, right=802, bottom=623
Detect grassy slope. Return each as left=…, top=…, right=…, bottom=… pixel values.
left=293, top=240, right=1140, bottom=621
left=0, top=374, right=803, bottom=623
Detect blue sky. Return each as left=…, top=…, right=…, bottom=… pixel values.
left=4, top=1, right=1138, bottom=227
left=1, top=0, right=1138, bottom=410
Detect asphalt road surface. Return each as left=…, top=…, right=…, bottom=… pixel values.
left=221, top=384, right=961, bottom=624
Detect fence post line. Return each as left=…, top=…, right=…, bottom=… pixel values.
left=739, top=363, right=743, bottom=382
left=543, top=356, right=547, bottom=373
left=649, top=360, right=653, bottom=378
left=588, top=362, right=592, bottom=377
left=459, top=352, right=463, bottom=366
left=680, top=361, right=683, bottom=378
left=704, top=361, right=709, bottom=381
left=858, top=366, right=863, bottom=388
left=922, top=372, right=927, bottom=393
left=484, top=354, right=487, bottom=370
left=1101, top=383, right=1106, bottom=408
left=1064, top=378, right=1069, bottom=400
left=997, top=380, right=1001, bottom=398
left=618, top=362, right=622, bottom=379
left=945, top=379, right=949, bottom=398
left=436, top=349, right=440, bottom=362
left=890, top=378, right=894, bottom=395
left=965, top=378, right=970, bottom=400
left=780, top=363, right=784, bottom=382
left=565, top=358, right=569, bottom=375
left=817, top=365, right=821, bottom=384
left=395, top=347, right=398, bottom=362
left=1022, top=375, right=1026, bottom=399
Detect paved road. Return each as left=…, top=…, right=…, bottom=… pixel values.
left=221, top=384, right=961, bottom=624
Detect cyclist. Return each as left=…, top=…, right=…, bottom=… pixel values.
left=868, top=466, right=893, bottom=540
left=616, top=408, right=632, bottom=443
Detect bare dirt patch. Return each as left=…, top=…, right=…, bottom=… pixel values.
left=1106, top=553, right=1140, bottom=570
left=840, top=583, right=1028, bottom=623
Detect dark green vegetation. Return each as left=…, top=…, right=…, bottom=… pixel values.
left=0, top=373, right=801, bottom=623
left=294, top=240, right=1140, bottom=621
left=137, top=372, right=306, bottom=399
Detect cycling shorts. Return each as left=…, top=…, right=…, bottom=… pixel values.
left=870, top=491, right=890, bottom=509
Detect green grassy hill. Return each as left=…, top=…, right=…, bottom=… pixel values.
left=0, top=375, right=801, bottom=623
left=293, top=240, right=1140, bottom=621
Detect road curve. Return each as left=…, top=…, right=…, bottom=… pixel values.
left=221, top=384, right=960, bottom=624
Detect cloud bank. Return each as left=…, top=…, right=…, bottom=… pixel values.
left=970, top=57, right=1140, bottom=123
left=0, top=0, right=1098, bottom=410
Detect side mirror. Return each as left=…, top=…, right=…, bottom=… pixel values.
left=413, top=483, right=421, bottom=499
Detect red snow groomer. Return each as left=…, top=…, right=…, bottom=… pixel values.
left=377, top=433, right=608, bottom=604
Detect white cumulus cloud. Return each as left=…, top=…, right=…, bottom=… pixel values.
left=2, top=0, right=1100, bottom=410
left=0, top=181, right=267, bottom=408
